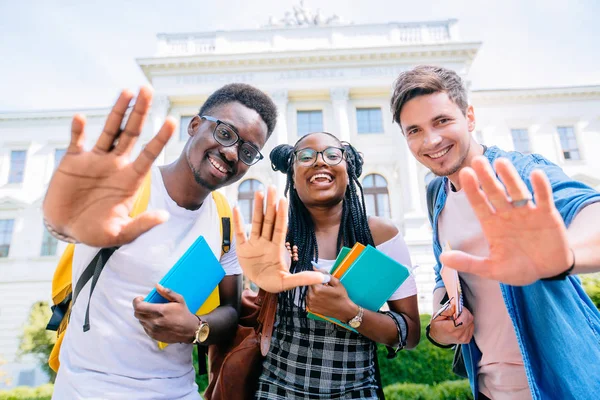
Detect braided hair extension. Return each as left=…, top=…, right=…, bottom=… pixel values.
left=270, top=132, right=374, bottom=322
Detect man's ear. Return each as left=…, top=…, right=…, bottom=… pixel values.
left=188, top=115, right=202, bottom=137
left=466, top=105, right=476, bottom=132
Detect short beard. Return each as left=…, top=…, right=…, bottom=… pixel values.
left=191, top=165, right=218, bottom=191
left=431, top=146, right=469, bottom=177
left=186, top=152, right=219, bottom=191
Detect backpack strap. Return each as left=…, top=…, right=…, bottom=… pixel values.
left=80, top=247, right=119, bottom=332
left=426, top=176, right=445, bottom=225
left=196, top=192, right=232, bottom=376
left=211, top=191, right=232, bottom=256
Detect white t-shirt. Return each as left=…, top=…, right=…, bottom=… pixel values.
left=314, top=232, right=418, bottom=301
left=53, top=167, right=241, bottom=400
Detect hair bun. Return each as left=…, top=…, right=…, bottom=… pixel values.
left=342, top=142, right=364, bottom=178
left=270, top=144, right=294, bottom=174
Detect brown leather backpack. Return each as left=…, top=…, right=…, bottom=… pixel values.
left=204, top=288, right=277, bottom=400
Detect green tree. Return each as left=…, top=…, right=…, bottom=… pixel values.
left=18, top=302, right=56, bottom=383
left=582, top=274, right=600, bottom=310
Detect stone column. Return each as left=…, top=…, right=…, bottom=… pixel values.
left=270, top=90, right=289, bottom=196
left=330, top=87, right=350, bottom=142
left=150, top=94, right=171, bottom=164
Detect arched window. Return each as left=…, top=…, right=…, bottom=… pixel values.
left=362, top=174, right=390, bottom=218
left=238, top=179, right=264, bottom=224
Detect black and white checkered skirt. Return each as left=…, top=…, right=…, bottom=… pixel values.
left=255, top=306, right=379, bottom=399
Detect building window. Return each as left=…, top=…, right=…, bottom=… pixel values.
left=238, top=179, right=264, bottom=224
left=510, top=129, right=531, bottom=154
left=362, top=174, right=390, bottom=218
left=0, top=219, right=15, bottom=258
left=40, top=227, right=58, bottom=256
left=297, top=110, right=323, bottom=136
left=8, top=150, right=27, bottom=184
left=54, top=148, right=67, bottom=170
left=557, top=126, right=580, bottom=160
left=180, top=116, right=194, bottom=141
left=356, top=108, right=383, bottom=134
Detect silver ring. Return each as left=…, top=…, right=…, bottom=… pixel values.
left=511, top=198, right=531, bottom=208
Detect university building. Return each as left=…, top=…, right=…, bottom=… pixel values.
left=1, top=8, right=599, bottom=386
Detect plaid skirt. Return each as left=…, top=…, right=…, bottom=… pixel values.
left=255, top=306, right=379, bottom=399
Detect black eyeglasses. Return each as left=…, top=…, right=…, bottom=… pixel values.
left=293, top=146, right=346, bottom=167
left=201, top=115, right=264, bottom=166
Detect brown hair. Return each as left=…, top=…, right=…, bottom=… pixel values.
left=390, top=65, right=468, bottom=126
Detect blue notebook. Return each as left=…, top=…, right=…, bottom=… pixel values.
left=144, top=236, right=226, bottom=314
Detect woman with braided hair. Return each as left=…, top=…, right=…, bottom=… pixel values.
left=233, top=132, right=420, bottom=399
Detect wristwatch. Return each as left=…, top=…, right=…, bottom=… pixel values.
left=193, top=316, right=210, bottom=344
left=347, top=306, right=364, bottom=329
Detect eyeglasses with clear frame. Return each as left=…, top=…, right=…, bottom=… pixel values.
left=200, top=115, right=264, bottom=166
left=293, top=146, right=346, bottom=167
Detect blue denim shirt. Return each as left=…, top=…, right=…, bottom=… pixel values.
left=431, top=146, right=600, bottom=399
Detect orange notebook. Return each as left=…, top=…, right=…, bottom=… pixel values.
left=331, top=242, right=366, bottom=278
left=307, top=243, right=365, bottom=325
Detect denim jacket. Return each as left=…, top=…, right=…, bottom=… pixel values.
left=431, top=146, right=600, bottom=399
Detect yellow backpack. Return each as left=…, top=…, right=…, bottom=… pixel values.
left=46, top=173, right=232, bottom=372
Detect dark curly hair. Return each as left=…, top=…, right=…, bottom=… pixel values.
left=270, top=132, right=374, bottom=319
left=199, top=83, right=278, bottom=137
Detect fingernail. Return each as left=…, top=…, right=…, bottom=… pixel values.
left=322, top=274, right=331, bottom=284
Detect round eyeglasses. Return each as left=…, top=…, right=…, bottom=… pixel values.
left=201, top=115, right=264, bottom=166
left=293, top=147, right=346, bottom=167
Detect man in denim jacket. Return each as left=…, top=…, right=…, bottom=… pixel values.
left=390, top=65, right=600, bottom=399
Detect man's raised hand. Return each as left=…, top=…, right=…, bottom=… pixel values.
left=42, top=87, right=176, bottom=247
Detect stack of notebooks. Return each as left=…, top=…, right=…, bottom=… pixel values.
left=306, top=242, right=411, bottom=332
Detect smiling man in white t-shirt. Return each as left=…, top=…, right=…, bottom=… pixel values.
left=43, top=83, right=278, bottom=399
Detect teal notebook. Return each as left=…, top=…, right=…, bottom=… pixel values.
left=144, top=236, right=226, bottom=314
left=330, top=247, right=351, bottom=274
left=308, top=244, right=411, bottom=332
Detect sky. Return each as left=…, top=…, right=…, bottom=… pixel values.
left=0, top=0, right=598, bottom=112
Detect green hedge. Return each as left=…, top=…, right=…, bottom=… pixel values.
left=434, top=380, right=473, bottom=399
left=384, top=382, right=435, bottom=399
left=0, top=384, right=53, bottom=400
left=377, top=314, right=461, bottom=386
left=384, top=380, right=472, bottom=400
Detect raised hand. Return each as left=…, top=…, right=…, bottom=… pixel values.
left=42, top=87, right=176, bottom=247
left=232, top=186, right=329, bottom=293
left=440, top=156, right=574, bottom=285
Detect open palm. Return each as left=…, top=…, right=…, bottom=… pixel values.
left=440, top=157, right=573, bottom=285
left=42, top=87, right=176, bottom=247
left=233, top=186, right=327, bottom=293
